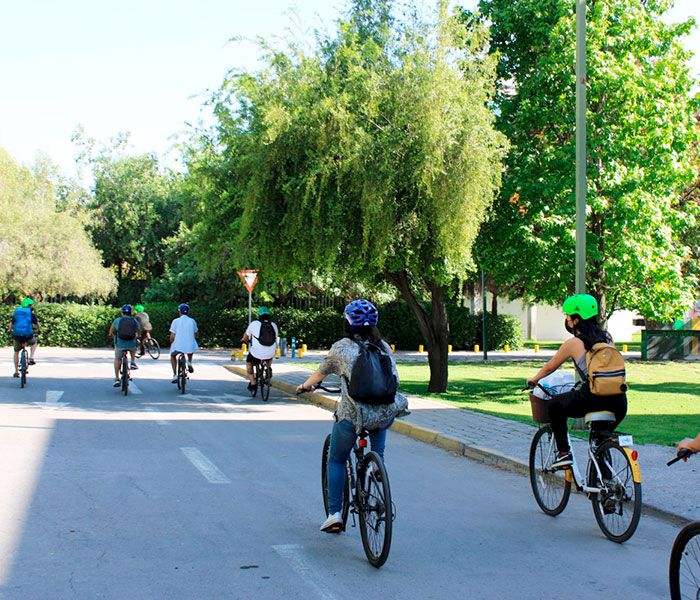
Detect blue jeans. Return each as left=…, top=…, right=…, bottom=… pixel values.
left=327, top=419, right=388, bottom=515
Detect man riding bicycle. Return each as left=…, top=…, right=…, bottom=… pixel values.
left=9, top=297, right=40, bottom=377
left=241, top=307, right=278, bottom=393
left=169, top=303, right=199, bottom=383
left=108, top=304, right=141, bottom=387
left=134, top=304, right=153, bottom=357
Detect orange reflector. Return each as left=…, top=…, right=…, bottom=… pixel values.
left=631, top=450, right=638, bottom=461
left=358, top=439, right=368, bottom=448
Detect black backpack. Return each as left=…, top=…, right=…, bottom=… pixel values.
left=346, top=339, right=398, bottom=405
left=258, top=320, right=276, bottom=346
left=117, top=317, right=138, bottom=341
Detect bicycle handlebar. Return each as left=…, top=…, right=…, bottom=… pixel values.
left=667, top=447, right=694, bottom=466
left=296, top=383, right=341, bottom=395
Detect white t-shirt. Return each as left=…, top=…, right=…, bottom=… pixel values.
left=169, top=315, right=200, bottom=354
left=245, top=319, right=279, bottom=360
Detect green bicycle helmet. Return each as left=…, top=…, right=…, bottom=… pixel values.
left=20, top=298, right=34, bottom=308
left=134, top=304, right=145, bottom=312
left=258, top=306, right=271, bottom=317
left=562, top=294, right=598, bottom=320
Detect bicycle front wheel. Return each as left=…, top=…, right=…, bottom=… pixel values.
left=320, top=434, right=350, bottom=530
left=358, top=451, right=393, bottom=568
left=19, top=349, right=27, bottom=388
left=670, top=521, right=700, bottom=600
left=590, top=440, right=642, bottom=543
left=529, top=426, right=571, bottom=516
left=260, top=364, right=271, bottom=402
left=146, top=338, right=160, bottom=360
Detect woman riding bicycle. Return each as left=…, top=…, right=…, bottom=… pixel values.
left=296, top=299, right=407, bottom=533
left=527, top=294, right=627, bottom=469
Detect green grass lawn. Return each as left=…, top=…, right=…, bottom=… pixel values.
left=396, top=361, right=699, bottom=446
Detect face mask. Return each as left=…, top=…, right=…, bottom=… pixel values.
left=564, top=318, right=574, bottom=334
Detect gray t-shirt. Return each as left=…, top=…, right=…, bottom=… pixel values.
left=319, top=337, right=407, bottom=431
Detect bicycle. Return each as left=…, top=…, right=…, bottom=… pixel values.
left=175, top=352, right=188, bottom=394
left=17, top=340, right=28, bottom=388
left=118, top=350, right=130, bottom=396
left=250, top=359, right=272, bottom=401
left=668, top=447, right=698, bottom=600
left=300, top=384, right=394, bottom=568
left=527, top=383, right=642, bottom=543
left=139, top=333, right=160, bottom=360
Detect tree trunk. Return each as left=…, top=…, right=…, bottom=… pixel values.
left=388, top=270, right=449, bottom=392
left=491, top=293, right=498, bottom=316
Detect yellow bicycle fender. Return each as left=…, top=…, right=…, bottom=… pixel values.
left=623, top=447, right=642, bottom=483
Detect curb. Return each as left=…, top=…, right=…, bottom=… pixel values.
left=223, top=364, right=690, bottom=526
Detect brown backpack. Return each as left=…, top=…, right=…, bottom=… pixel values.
left=584, top=342, right=628, bottom=396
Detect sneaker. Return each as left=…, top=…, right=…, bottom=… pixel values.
left=551, top=451, right=573, bottom=470
left=13, top=372, right=19, bottom=378
left=113, top=380, right=121, bottom=388
left=247, top=383, right=257, bottom=392
left=320, top=512, right=343, bottom=533
left=28, top=359, right=36, bottom=366
left=188, top=363, right=194, bottom=374
left=171, top=377, right=178, bottom=384
left=130, top=362, right=138, bottom=370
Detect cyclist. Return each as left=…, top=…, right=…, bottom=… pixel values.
left=296, top=299, right=408, bottom=533
left=9, top=297, right=40, bottom=377
left=241, top=306, right=278, bottom=393
left=134, top=304, right=153, bottom=357
left=169, top=303, right=199, bottom=383
left=527, top=294, right=627, bottom=469
left=108, top=304, right=141, bottom=387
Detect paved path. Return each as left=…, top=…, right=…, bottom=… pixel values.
left=227, top=356, right=699, bottom=523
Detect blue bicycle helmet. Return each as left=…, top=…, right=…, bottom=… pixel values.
left=121, top=304, right=132, bottom=315
left=178, top=303, right=190, bottom=314
left=344, top=299, right=378, bottom=328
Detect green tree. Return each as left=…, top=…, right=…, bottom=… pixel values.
left=202, top=0, right=506, bottom=390
left=0, top=149, right=116, bottom=300
left=474, top=0, right=699, bottom=321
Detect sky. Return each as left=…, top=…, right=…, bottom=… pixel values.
left=1, top=0, right=699, bottom=181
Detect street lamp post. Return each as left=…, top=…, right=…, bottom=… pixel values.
left=575, top=0, right=587, bottom=294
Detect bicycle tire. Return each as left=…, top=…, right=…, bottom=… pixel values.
left=146, top=338, right=160, bottom=360
left=19, top=349, right=27, bottom=388
left=358, top=451, right=392, bottom=568
left=320, top=434, right=350, bottom=530
left=670, top=521, right=700, bottom=600
left=178, top=355, right=187, bottom=395
left=529, top=426, right=571, bottom=516
left=589, top=440, right=642, bottom=543
left=261, top=364, right=271, bottom=402
left=121, top=354, right=129, bottom=396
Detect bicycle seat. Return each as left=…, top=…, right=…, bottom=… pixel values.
left=584, top=411, right=616, bottom=423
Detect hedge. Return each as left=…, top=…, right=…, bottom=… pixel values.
left=0, top=302, right=523, bottom=351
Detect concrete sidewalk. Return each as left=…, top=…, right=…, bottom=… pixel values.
left=225, top=358, right=699, bottom=524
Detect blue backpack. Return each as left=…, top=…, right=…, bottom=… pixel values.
left=12, top=307, right=33, bottom=337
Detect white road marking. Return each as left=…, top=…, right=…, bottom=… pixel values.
left=129, top=381, right=142, bottom=395
left=43, top=390, right=69, bottom=409
left=180, top=447, right=230, bottom=484
left=146, top=407, right=169, bottom=425
left=272, top=544, right=340, bottom=600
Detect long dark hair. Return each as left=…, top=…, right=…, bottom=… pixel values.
left=572, top=316, right=612, bottom=351
left=343, top=320, right=384, bottom=346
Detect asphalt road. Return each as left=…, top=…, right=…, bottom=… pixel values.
left=0, top=348, right=679, bottom=599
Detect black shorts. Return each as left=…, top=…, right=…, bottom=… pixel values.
left=13, top=335, right=35, bottom=351
left=246, top=353, right=272, bottom=366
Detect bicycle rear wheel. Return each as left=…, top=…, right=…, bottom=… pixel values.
left=260, top=364, right=271, bottom=402
left=320, top=434, right=350, bottom=529
left=146, top=338, right=160, bottom=360
left=590, top=440, right=642, bottom=543
left=19, top=349, right=27, bottom=388
left=121, top=355, right=129, bottom=396
left=358, top=451, right=393, bottom=568
left=529, top=426, right=571, bottom=516
left=178, top=355, right=187, bottom=395
left=670, top=521, right=700, bottom=600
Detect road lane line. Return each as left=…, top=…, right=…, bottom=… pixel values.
left=180, top=447, right=230, bottom=484
left=146, top=407, right=169, bottom=425
left=272, top=544, right=340, bottom=600
left=129, top=382, right=143, bottom=395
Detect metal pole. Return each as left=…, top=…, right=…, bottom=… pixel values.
left=481, top=270, right=488, bottom=361
left=248, top=290, right=252, bottom=324
left=575, top=0, right=587, bottom=294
